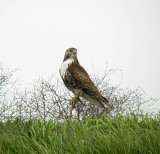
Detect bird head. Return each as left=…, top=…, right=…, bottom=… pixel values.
left=63, top=47, right=77, bottom=61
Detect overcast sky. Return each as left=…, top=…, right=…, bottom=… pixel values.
left=0, top=0, right=160, bottom=104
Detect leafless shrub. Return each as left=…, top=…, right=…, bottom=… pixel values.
left=0, top=65, right=18, bottom=121
left=0, top=65, right=157, bottom=121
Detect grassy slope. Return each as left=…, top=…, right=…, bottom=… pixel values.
left=0, top=114, right=160, bottom=154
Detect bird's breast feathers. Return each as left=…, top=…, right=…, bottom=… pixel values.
left=59, top=59, right=74, bottom=78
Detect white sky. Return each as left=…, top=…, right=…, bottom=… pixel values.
left=0, top=0, right=160, bottom=102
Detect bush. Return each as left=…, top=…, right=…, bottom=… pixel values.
left=0, top=65, right=157, bottom=121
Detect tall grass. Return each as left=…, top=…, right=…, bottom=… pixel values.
left=0, top=114, right=160, bottom=153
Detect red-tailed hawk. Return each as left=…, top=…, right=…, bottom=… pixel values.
left=59, top=47, right=113, bottom=113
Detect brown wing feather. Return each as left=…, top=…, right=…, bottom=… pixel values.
left=67, top=60, right=108, bottom=104
left=67, top=60, right=95, bottom=90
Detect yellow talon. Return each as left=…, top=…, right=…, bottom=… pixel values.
left=70, top=96, right=79, bottom=107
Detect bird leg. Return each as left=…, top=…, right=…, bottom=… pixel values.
left=70, top=95, right=79, bottom=107
left=69, top=95, right=79, bottom=119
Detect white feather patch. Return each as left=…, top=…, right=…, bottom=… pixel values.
left=59, top=59, right=74, bottom=78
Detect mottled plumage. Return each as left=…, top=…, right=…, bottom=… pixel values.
left=59, top=47, right=112, bottom=111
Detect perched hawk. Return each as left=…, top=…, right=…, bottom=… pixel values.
left=59, top=47, right=112, bottom=113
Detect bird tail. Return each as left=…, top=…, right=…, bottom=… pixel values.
left=100, top=96, right=113, bottom=113
left=82, top=92, right=113, bottom=113
left=90, top=96, right=113, bottom=113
